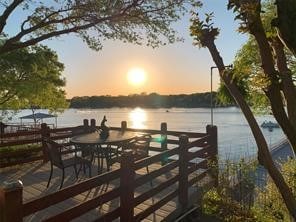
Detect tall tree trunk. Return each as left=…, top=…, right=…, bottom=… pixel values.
left=271, top=37, right=296, bottom=125
left=204, top=39, right=296, bottom=218
left=248, top=14, right=296, bottom=154
left=265, top=85, right=296, bottom=155
left=275, top=0, right=296, bottom=55
left=270, top=37, right=296, bottom=153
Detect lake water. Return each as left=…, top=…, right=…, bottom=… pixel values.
left=10, top=107, right=285, bottom=161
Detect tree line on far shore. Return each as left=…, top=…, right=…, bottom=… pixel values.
left=69, top=92, right=228, bottom=109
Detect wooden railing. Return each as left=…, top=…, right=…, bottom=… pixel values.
left=0, top=118, right=108, bottom=167
left=0, top=119, right=207, bottom=168
left=0, top=121, right=217, bottom=221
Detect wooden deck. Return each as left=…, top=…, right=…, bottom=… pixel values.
left=0, top=123, right=217, bottom=221
left=0, top=158, right=207, bottom=222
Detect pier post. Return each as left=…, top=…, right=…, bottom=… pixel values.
left=41, top=123, right=50, bottom=163
left=206, top=125, right=218, bottom=187
left=120, top=150, right=135, bottom=221
left=0, top=180, right=23, bottom=222
left=179, top=135, right=189, bottom=210
left=161, top=122, right=168, bottom=165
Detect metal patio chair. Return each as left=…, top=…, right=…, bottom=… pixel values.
left=44, top=138, right=93, bottom=189
left=109, top=134, right=152, bottom=172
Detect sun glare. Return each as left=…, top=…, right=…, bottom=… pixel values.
left=129, top=107, right=147, bottom=129
left=127, top=68, right=146, bottom=86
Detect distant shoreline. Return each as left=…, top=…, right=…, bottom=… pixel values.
left=69, top=92, right=234, bottom=109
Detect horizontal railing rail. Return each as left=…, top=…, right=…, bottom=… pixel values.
left=43, top=188, right=121, bottom=222
left=23, top=169, right=121, bottom=216
left=0, top=119, right=207, bottom=168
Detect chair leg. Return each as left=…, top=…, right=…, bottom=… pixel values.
left=96, top=147, right=102, bottom=174
left=97, top=155, right=101, bottom=174
left=47, top=163, right=53, bottom=188
left=60, top=168, right=65, bottom=189
left=106, top=148, right=111, bottom=171
left=83, top=163, right=86, bottom=174
left=74, top=164, right=78, bottom=179
left=101, top=156, right=104, bottom=171
left=89, top=163, right=92, bottom=177
left=106, top=159, right=110, bottom=171
left=146, top=166, right=153, bottom=187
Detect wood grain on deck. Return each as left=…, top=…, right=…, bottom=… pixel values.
left=0, top=158, right=208, bottom=222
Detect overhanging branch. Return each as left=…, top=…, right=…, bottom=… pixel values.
left=0, top=0, right=24, bottom=33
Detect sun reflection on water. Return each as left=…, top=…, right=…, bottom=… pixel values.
left=129, top=108, right=147, bottom=129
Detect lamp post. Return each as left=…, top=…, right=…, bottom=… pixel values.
left=210, top=65, right=233, bottom=125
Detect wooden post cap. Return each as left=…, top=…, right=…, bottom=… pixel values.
left=161, top=122, right=167, bottom=130
left=179, top=134, right=189, bottom=144
left=83, top=119, right=89, bottom=126
left=1, top=180, right=23, bottom=191
left=121, top=121, right=127, bottom=130
left=90, top=119, right=96, bottom=127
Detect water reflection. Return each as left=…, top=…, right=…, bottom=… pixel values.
left=129, top=108, right=147, bottom=129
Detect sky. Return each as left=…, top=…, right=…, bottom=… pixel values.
left=5, top=0, right=248, bottom=98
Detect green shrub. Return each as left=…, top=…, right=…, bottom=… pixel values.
left=203, top=188, right=256, bottom=222
left=202, top=159, right=257, bottom=221
left=252, top=158, right=296, bottom=222
left=0, top=143, right=41, bottom=154
left=201, top=158, right=296, bottom=222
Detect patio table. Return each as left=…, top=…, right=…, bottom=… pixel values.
left=70, top=130, right=140, bottom=173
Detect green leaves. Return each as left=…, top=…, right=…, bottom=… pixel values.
left=190, top=8, right=219, bottom=48
left=0, top=0, right=188, bottom=54
left=0, top=45, right=68, bottom=113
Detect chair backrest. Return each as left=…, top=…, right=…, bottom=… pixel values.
left=44, top=139, right=63, bottom=166
left=75, top=144, right=94, bottom=162
left=129, top=135, right=151, bottom=160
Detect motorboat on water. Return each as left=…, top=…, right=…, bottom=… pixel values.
left=261, top=121, right=279, bottom=131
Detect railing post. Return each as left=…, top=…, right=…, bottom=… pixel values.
left=90, top=119, right=96, bottom=128
left=41, top=123, right=50, bottom=163
left=0, top=180, right=23, bottom=222
left=121, top=121, right=127, bottom=131
left=206, top=125, right=218, bottom=187
left=83, top=119, right=89, bottom=132
left=179, top=134, right=189, bottom=210
left=120, top=150, right=135, bottom=221
left=161, top=122, right=168, bottom=165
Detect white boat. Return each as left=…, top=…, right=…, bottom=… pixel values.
left=261, top=121, right=280, bottom=130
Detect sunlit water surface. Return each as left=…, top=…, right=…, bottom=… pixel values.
left=10, top=107, right=285, bottom=160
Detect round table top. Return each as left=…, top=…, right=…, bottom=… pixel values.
left=70, top=130, right=140, bottom=145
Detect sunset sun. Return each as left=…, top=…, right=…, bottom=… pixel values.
left=127, top=68, right=146, bottom=86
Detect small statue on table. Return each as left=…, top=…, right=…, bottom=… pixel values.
left=99, top=115, right=110, bottom=139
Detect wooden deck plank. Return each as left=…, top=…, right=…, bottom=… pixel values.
left=0, top=158, right=205, bottom=222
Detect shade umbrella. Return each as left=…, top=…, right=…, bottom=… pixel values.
left=20, top=112, right=58, bottom=128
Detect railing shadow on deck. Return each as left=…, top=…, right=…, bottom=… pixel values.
left=0, top=120, right=217, bottom=221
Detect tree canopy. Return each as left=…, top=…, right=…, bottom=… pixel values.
left=217, top=1, right=296, bottom=113
left=0, top=45, right=68, bottom=113
left=0, top=0, right=187, bottom=54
